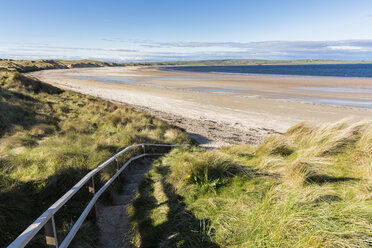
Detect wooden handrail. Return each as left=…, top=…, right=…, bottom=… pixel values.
left=7, top=143, right=188, bottom=248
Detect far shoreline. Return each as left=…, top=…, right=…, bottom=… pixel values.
left=157, top=63, right=372, bottom=80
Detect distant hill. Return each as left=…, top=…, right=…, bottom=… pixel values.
left=145, top=59, right=372, bottom=66
left=1, top=58, right=371, bottom=73
left=0, top=59, right=124, bottom=72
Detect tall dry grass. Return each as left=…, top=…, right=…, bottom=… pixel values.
left=129, top=120, right=372, bottom=247
left=0, top=70, right=189, bottom=247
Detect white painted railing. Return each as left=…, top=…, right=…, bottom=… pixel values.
left=7, top=143, right=188, bottom=248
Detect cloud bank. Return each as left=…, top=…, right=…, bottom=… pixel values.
left=1, top=39, right=372, bottom=62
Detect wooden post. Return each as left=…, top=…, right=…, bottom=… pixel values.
left=115, top=158, right=123, bottom=182
left=88, top=176, right=95, bottom=195
left=44, top=216, right=58, bottom=248
left=115, top=158, right=120, bottom=171
left=142, top=144, right=146, bottom=154
left=88, top=177, right=97, bottom=219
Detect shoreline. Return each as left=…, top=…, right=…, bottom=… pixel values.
left=29, top=66, right=372, bottom=147
left=120, top=102, right=280, bottom=148
left=161, top=68, right=372, bottom=80
left=158, top=63, right=372, bottom=80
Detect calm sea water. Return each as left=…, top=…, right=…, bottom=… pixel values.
left=163, top=64, right=372, bottom=78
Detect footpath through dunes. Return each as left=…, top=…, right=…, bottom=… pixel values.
left=0, top=69, right=190, bottom=247
left=29, top=66, right=372, bottom=147
left=96, top=158, right=152, bottom=248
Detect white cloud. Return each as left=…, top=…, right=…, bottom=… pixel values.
left=1, top=39, right=372, bottom=62
left=15, top=45, right=138, bottom=53
left=327, top=45, right=364, bottom=51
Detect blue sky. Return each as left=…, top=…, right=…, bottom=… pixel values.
left=0, top=0, right=372, bottom=62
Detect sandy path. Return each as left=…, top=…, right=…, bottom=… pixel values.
left=29, top=66, right=372, bottom=147
left=97, top=158, right=152, bottom=248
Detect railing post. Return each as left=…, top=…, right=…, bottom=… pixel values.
left=88, top=176, right=95, bottom=195
left=44, top=216, right=58, bottom=248
left=115, top=158, right=123, bottom=181
left=115, top=158, right=120, bottom=171
left=88, top=176, right=97, bottom=219
left=142, top=144, right=146, bottom=154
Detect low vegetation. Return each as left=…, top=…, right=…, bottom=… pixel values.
left=0, top=59, right=124, bottom=72
left=129, top=120, right=372, bottom=247
left=0, top=70, right=189, bottom=247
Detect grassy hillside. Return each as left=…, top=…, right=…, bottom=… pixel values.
left=0, top=70, right=189, bottom=247
left=129, top=121, right=372, bottom=247
left=0, top=59, right=124, bottom=72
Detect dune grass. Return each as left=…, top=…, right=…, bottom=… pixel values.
left=0, top=59, right=124, bottom=72
left=0, top=70, right=189, bottom=247
left=129, top=120, right=372, bottom=247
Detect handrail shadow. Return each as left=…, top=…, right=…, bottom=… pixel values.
left=131, top=165, right=220, bottom=248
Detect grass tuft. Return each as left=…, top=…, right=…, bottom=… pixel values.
left=129, top=120, right=372, bottom=247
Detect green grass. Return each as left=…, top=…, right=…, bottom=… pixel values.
left=129, top=120, right=372, bottom=247
left=0, top=59, right=124, bottom=72
left=0, top=70, right=189, bottom=247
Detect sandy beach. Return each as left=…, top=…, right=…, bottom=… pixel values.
left=29, top=66, right=372, bottom=147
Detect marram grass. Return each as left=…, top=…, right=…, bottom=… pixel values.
left=129, top=120, right=372, bottom=248
left=0, top=70, right=189, bottom=247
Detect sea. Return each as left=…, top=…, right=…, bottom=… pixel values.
left=162, top=64, right=372, bottom=78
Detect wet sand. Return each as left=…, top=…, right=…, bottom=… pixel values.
left=29, top=67, right=372, bottom=147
